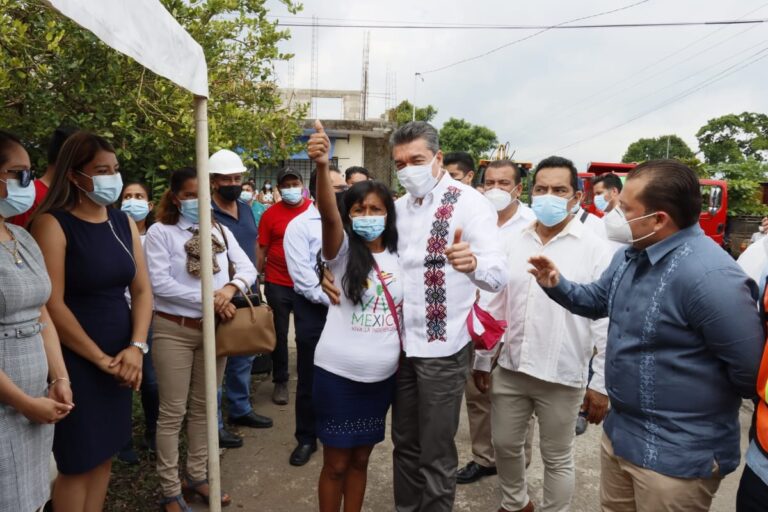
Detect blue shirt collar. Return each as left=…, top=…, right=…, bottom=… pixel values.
left=627, top=224, right=703, bottom=265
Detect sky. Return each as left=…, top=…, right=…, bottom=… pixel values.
left=266, top=0, right=768, bottom=169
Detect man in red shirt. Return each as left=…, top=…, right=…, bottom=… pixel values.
left=258, top=167, right=311, bottom=407
left=10, top=125, right=76, bottom=227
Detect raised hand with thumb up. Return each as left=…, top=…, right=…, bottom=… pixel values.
left=307, top=119, right=330, bottom=164
left=445, top=227, right=477, bottom=273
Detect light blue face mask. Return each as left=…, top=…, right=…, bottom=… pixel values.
left=0, top=178, right=36, bottom=218
left=78, top=171, right=123, bottom=206
left=532, top=194, right=573, bottom=227
left=594, top=193, right=609, bottom=212
left=121, top=198, right=150, bottom=221
left=280, top=187, right=303, bottom=205
left=351, top=215, right=386, bottom=242
left=179, top=198, right=199, bottom=224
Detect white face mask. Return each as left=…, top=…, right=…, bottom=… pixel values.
left=397, top=155, right=438, bottom=198
left=604, top=207, right=659, bottom=244
left=484, top=188, right=513, bottom=211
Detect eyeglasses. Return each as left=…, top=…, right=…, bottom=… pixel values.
left=3, top=168, right=33, bottom=187
left=333, top=185, right=349, bottom=192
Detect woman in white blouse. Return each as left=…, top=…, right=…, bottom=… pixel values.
left=144, top=167, right=257, bottom=512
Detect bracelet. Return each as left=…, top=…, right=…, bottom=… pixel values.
left=48, top=377, right=71, bottom=389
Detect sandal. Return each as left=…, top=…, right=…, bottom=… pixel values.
left=158, top=494, right=192, bottom=512
left=182, top=474, right=232, bottom=507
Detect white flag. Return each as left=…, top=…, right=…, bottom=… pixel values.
left=44, top=0, right=208, bottom=97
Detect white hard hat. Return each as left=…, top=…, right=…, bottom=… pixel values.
left=208, top=149, right=246, bottom=175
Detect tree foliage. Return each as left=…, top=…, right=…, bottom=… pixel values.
left=385, top=100, right=437, bottom=126
left=705, top=159, right=768, bottom=216
left=696, top=112, right=768, bottom=164
left=438, top=118, right=498, bottom=164
left=622, top=134, right=694, bottom=163
left=0, top=0, right=306, bottom=195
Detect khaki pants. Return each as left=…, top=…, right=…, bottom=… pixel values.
left=491, top=368, right=583, bottom=512
left=600, top=434, right=721, bottom=512
left=465, top=350, right=535, bottom=468
left=153, top=315, right=226, bottom=497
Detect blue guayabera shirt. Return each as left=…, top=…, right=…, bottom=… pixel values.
left=546, top=224, right=765, bottom=478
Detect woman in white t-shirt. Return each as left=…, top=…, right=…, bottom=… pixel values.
left=309, top=121, right=402, bottom=512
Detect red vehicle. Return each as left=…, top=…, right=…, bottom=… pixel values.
left=579, top=162, right=728, bottom=247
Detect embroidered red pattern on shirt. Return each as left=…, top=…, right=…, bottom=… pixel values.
left=423, top=186, right=462, bottom=342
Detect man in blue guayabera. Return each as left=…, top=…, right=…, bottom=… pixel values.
left=529, top=159, right=765, bottom=512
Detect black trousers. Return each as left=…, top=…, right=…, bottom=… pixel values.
left=293, top=295, right=328, bottom=446
left=737, top=464, right=768, bottom=512
left=264, top=282, right=296, bottom=384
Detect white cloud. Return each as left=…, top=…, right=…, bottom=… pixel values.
left=268, top=0, right=768, bottom=167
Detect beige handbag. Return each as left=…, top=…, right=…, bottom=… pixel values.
left=214, top=226, right=277, bottom=357
left=215, top=284, right=276, bottom=357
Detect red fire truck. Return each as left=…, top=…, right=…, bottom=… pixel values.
left=579, top=162, right=728, bottom=247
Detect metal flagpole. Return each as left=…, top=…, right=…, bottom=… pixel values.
left=194, top=95, right=222, bottom=512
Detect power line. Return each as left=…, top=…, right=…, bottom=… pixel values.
left=418, top=0, right=650, bottom=76
left=534, top=2, right=768, bottom=125
left=552, top=44, right=768, bottom=152
left=278, top=18, right=768, bottom=31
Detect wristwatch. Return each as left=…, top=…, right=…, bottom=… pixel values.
left=130, top=341, right=149, bottom=355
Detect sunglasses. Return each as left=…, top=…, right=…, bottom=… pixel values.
left=5, top=168, right=33, bottom=188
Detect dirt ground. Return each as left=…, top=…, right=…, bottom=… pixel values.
left=201, top=329, right=750, bottom=512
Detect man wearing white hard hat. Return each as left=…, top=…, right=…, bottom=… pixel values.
left=209, top=149, right=273, bottom=450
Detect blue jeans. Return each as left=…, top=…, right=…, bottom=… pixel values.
left=217, top=354, right=257, bottom=429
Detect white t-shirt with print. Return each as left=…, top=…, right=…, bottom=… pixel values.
left=314, top=235, right=402, bottom=383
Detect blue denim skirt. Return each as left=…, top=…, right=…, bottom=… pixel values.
left=312, top=365, right=396, bottom=449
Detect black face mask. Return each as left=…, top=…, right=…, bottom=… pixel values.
left=218, top=185, right=241, bottom=202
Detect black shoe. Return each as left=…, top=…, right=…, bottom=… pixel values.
left=289, top=443, right=317, bottom=466
left=456, top=461, right=497, bottom=484
left=228, top=411, right=273, bottom=429
left=117, top=447, right=140, bottom=465
left=144, top=432, right=157, bottom=453
left=218, top=429, right=243, bottom=449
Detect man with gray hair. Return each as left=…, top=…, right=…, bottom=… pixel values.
left=326, top=121, right=508, bottom=510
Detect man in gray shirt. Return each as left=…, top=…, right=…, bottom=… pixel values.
left=529, top=159, right=764, bottom=512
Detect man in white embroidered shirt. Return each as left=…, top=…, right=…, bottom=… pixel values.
left=474, top=156, right=611, bottom=512
left=391, top=122, right=508, bottom=511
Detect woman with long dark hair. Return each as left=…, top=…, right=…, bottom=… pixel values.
left=308, top=121, right=403, bottom=512
left=31, top=131, right=153, bottom=511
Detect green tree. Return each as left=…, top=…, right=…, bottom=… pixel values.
left=438, top=118, right=498, bottom=164
left=0, top=0, right=306, bottom=195
left=696, top=112, right=768, bottom=164
left=622, top=135, right=694, bottom=163
left=706, top=159, right=768, bottom=216
left=385, top=100, right=437, bottom=126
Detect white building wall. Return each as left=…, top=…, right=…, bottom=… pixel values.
left=333, top=134, right=364, bottom=170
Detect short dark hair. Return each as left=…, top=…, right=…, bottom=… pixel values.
left=593, top=173, right=623, bottom=192
left=443, top=152, right=475, bottom=174
left=627, top=159, right=701, bottom=229
left=533, top=156, right=579, bottom=192
left=486, top=159, right=522, bottom=185
left=344, top=166, right=371, bottom=182
left=390, top=121, right=440, bottom=154
left=47, top=125, right=78, bottom=166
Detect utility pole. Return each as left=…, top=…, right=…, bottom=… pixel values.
left=666, top=135, right=671, bottom=159
left=412, top=72, right=423, bottom=122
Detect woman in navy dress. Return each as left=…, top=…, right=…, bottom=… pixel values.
left=31, top=131, right=153, bottom=511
